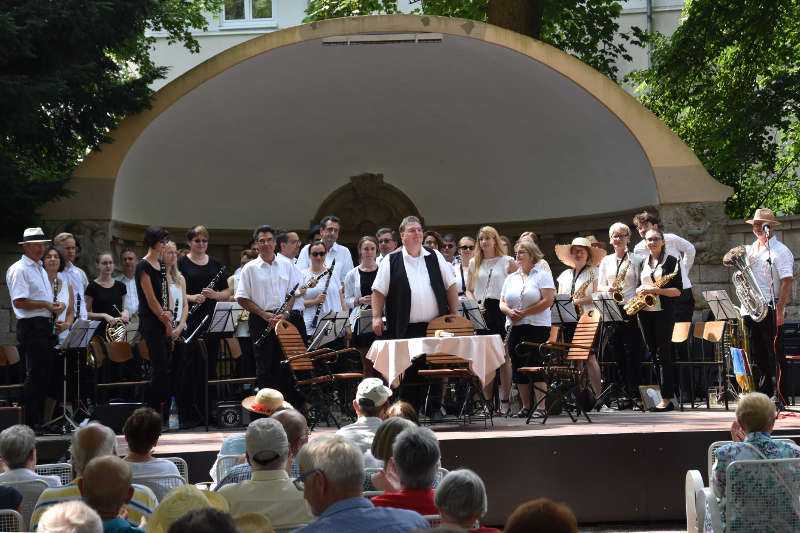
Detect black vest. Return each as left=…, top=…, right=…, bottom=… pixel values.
left=385, top=246, right=449, bottom=339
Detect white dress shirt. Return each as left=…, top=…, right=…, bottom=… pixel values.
left=596, top=252, right=645, bottom=305
left=501, top=266, right=555, bottom=327
left=127, top=459, right=180, bottom=478
left=235, top=254, right=301, bottom=312
left=0, top=468, right=60, bottom=487
left=746, top=237, right=794, bottom=303
left=468, top=255, right=514, bottom=302
left=556, top=266, right=599, bottom=298
left=61, top=263, right=88, bottom=319
left=336, top=416, right=383, bottom=456
left=302, top=268, right=343, bottom=331
left=55, top=274, right=71, bottom=343
left=6, top=254, right=52, bottom=319
left=217, top=469, right=315, bottom=525
left=372, top=247, right=456, bottom=324
left=295, top=242, right=354, bottom=277
left=634, top=233, right=695, bottom=289
left=115, top=273, right=139, bottom=317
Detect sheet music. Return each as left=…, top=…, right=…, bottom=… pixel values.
left=550, top=294, right=577, bottom=324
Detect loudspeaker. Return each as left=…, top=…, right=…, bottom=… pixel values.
left=0, top=406, right=22, bottom=430
left=93, top=402, right=143, bottom=434
left=216, top=402, right=243, bottom=428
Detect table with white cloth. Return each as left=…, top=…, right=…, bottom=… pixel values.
left=366, top=334, right=505, bottom=388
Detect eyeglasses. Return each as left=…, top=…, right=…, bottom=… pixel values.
left=310, top=251, right=326, bottom=257
left=193, top=238, right=208, bottom=243
left=257, top=238, right=274, bottom=245
left=646, top=237, right=662, bottom=242
left=459, top=245, right=475, bottom=251
left=293, top=469, right=323, bottom=490
left=443, top=243, right=456, bottom=249
left=159, top=238, right=169, bottom=243
left=378, top=239, right=393, bottom=244
left=324, top=226, right=339, bottom=233
left=514, top=251, right=528, bottom=257
left=99, top=261, right=113, bottom=265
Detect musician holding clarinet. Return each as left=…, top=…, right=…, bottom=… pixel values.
left=135, top=226, right=173, bottom=414
left=742, top=209, right=794, bottom=401
left=302, top=241, right=346, bottom=339
left=236, top=225, right=302, bottom=403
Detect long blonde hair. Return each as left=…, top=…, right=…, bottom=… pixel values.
left=469, top=226, right=506, bottom=291
left=163, top=241, right=185, bottom=288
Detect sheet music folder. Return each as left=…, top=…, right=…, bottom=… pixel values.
left=208, top=302, right=242, bottom=334
left=551, top=294, right=577, bottom=324
left=58, top=319, right=101, bottom=350
left=308, top=311, right=349, bottom=351
left=702, top=290, right=738, bottom=321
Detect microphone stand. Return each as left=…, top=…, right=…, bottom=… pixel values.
left=762, top=224, right=792, bottom=412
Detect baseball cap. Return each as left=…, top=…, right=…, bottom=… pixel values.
left=356, top=378, right=392, bottom=408
left=245, top=417, right=289, bottom=465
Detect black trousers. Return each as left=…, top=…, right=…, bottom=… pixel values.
left=604, top=316, right=643, bottom=399
left=390, top=322, right=443, bottom=415
left=140, top=326, right=171, bottom=411
left=508, top=324, right=550, bottom=384
left=249, top=314, right=299, bottom=406
left=17, top=317, right=61, bottom=426
left=745, top=308, right=786, bottom=398
left=480, top=298, right=506, bottom=338
left=638, top=311, right=675, bottom=398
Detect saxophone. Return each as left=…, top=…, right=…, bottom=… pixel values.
left=572, top=270, right=594, bottom=317
left=611, top=259, right=631, bottom=303
left=623, top=263, right=679, bottom=316
left=722, top=246, right=768, bottom=322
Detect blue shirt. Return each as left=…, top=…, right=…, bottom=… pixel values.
left=103, top=517, right=144, bottom=533
left=215, top=458, right=299, bottom=490
left=294, top=497, right=429, bottom=533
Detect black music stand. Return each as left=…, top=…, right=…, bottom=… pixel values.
left=458, top=298, right=487, bottom=331
left=355, top=307, right=375, bottom=336
left=592, top=293, right=625, bottom=409
left=551, top=294, right=578, bottom=325
left=47, top=319, right=101, bottom=433
left=204, top=303, right=239, bottom=430
left=308, top=311, right=349, bottom=351
left=703, top=290, right=738, bottom=410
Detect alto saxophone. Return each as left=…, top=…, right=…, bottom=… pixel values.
left=611, top=259, right=631, bottom=303
left=572, top=270, right=594, bottom=317
left=623, top=263, right=679, bottom=316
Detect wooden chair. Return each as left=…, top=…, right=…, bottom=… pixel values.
left=417, top=316, right=490, bottom=425
left=518, top=308, right=601, bottom=424
left=0, top=346, right=24, bottom=400
left=94, top=340, right=148, bottom=403
left=275, top=320, right=363, bottom=429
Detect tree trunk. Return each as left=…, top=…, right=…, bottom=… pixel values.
left=487, top=0, right=543, bottom=39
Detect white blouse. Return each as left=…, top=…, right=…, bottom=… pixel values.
left=169, top=283, right=183, bottom=325
left=556, top=266, right=598, bottom=298
left=469, top=255, right=514, bottom=302
left=54, top=274, right=71, bottom=344
left=500, top=266, right=555, bottom=328
left=302, top=268, right=343, bottom=331
left=596, top=252, right=644, bottom=305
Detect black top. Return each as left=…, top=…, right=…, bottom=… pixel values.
left=385, top=247, right=449, bottom=339
left=359, top=269, right=378, bottom=298
left=85, top=280, right=126, bottom=317
left=136, top=259, right=166, bottom=333
left=643, top=254, right=683, bottom=316
left=178, top=255, right=228, bottom=328
left=0, top=485, right=22, bottom=511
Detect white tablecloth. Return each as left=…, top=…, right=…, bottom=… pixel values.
left=366, top=334, right=505, bottom=388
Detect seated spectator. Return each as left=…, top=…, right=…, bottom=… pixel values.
left=0, top=485, right=22, bottom=514
left=30, top=423, right=157, bottom=530
left=386, top=401, right=420, bottom=425
left=210, top=388, right=290, bottom=483
left=371, top=426, right=440, bottom=516
left=217, top=418, right=314, bottom=526
left=148, top=485, right=229, bottom=533
left=78, top=456, right=142, bottom=533
left=234, top=512, right=275, bottom=533
left=122, top=407, right=180, bottom=478
left=434, top=469, right=499, bottom=532
left=215, top=408, right=308, bottom=489
left=294, top=435, right=429, bottom=533
left=0, top=424, right=60, bottom=487
left=707, top=392, right=800, bottom=532
left=365, top=417, right=417, bottom=492
left=167, top=508, right=239, bottom=533
left=336, top=378, right=392, bottom=466
left=37, top=500, right=103, bottom=533
left=504, top=498, right=577, bottom=533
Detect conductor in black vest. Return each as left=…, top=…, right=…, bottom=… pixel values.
left=371, top=216, right=458, bottom=419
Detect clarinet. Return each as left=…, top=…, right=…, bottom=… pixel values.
left=504, top=272, right=530, bottom=356
left=51, top=277, right=59, bottom=336
left=161, top=260, right=173, bottom=337
left=254, top=283, right=299, bottom=347
left=187, top=266, right=226, bottom=318
left=310, top=259, right=335, bottom=330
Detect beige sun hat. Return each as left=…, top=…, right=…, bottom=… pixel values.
left=146, top=485, right=229, bottom=533
left=584, top=234, right=608, bottom=250
left=18, top=227, right=51, bottom=245
left=241, top=388, right=293, bottom=416
left=235, top=513, right=275, bottom=533
left=746, top=208, right=781, bottom=226
left=555, top=237, right=607, bottom=269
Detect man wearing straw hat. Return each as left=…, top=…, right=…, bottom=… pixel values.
left=744, top=208, right=794, bottom=400
left=5, top=227, right=62, bottom=428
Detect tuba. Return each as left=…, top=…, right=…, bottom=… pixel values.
left=722, top=246, right=768, bottom=322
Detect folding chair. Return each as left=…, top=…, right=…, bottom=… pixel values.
left=519, top=308, right=601, bottom=424
left=0, top=509, right=23, bottom=532
left=275, top=320, right=363, bottom=429
left=34, top=462, right=73, bottom=485
left=2, top=479, right=48, bottom=528
left=215, top=454, right=242, bottom=485
left=162, top=456, right=189, bottom=482
left=131, top=474, right=186, bottom=501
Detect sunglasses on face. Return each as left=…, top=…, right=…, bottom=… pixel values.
left=459, top=245, right=475, bottom=251
left=310, top=251, right=326, bottom=257
left=443, top=243, right=456, bottom=249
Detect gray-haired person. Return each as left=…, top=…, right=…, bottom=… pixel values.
left=434, top=469, right=500, bottom=532
left=0, top=424, right=60, bottom=487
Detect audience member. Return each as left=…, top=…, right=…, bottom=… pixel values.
left=167, top=508, right=239, bottom=533
left=0, top=424, right=60, bottom=487
left=78, top=456, right=142, bottom=533
left=122, top=407, right=181, bottom=477
left=36, top=500, right=103, bottom=533
left=147, top=485, right=229, bottom=533
left=217, top=418, right=314, bottom=525
left=215, top=408, right=308, bottom=489
left=434, top=469, right=499, bottom=532
left=371, top=426, right=440, bottom=516
left=707, top=392, right=800, bottom=531
left=234, top=512, right=275, bottom=533
left=0, top=485, right=22, bottom=513
left=294, top=435, right=429, bottom=532
left=336, top=378, right=392, bottom=466
left=504, top=498, right=577, bottom=533
left=30, top=423, right=157, bottom=530
left=385, top=401, right=420, bottom=425
left=366, top=417, right=417, bottom=492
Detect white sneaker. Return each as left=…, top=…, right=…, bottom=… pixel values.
left=598, top=405, right=613, bottom=413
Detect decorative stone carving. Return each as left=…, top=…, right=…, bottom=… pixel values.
left=47, top=220, right=112, bottom=273
left=660, top=202, right=730, bottom=265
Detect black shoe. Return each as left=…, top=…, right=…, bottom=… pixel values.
left=430, top=410, right=444, bottom=422
left=651, top=402, right=675, bottom=412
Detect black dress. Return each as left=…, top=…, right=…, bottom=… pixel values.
left=352, top=269, right=378, bottom=349
left=135, top=259, right=170, bottom=411
left=85, top=280, right=126, bottom=338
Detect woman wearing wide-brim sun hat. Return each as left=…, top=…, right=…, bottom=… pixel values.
left=554, top=237, right=606, bottom=406
left=241, top=388, right=293, bottom=419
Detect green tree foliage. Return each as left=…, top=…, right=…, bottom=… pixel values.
left=305, top=0, right=644, bottom=82
left=0, top=0, right=221, bottom=240
left=627, top=0, right=800, bottom=218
